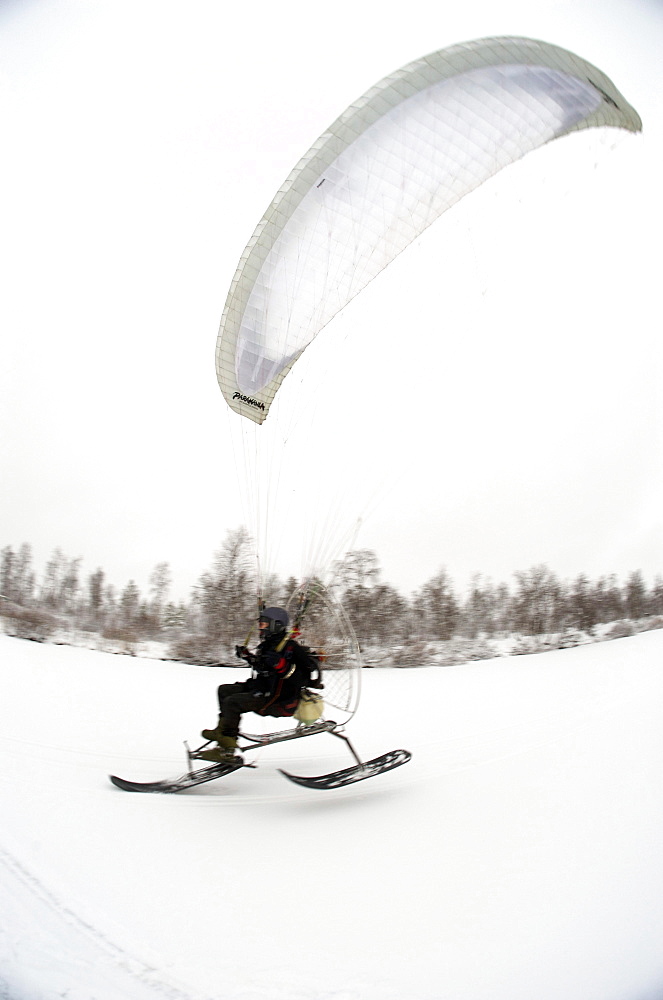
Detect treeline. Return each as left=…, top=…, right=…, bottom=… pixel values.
left=1, top=529, right=662, bottom=662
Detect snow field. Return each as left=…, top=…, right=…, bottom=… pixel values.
left=2, top=630, right=663, bottom=1000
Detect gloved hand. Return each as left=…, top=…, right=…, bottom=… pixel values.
left=235, top=644, right=248, bottom=659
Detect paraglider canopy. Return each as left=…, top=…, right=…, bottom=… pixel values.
left=215, top=36, right=641, bottom=424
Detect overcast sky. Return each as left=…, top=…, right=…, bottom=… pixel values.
left=1, top=0, right=661, bottom=602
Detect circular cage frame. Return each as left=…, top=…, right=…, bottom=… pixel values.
left=286, top=580, right=361, bottom=726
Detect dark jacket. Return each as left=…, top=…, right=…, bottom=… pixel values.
left=251, top=634, right=313, bottom=716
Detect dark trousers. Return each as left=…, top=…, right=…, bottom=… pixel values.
left=216, top=681, right=270, bottom=738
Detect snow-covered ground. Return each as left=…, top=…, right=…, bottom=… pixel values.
left=2, top=630, right=663, bottom=1000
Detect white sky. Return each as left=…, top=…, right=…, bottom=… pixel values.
left=0, top=0, right=661, bottom=601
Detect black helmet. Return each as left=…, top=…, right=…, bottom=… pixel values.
left=258, top=607, right=289, bottom=638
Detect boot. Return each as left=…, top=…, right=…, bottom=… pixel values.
left=197, top=735, right=239, bottom=763
left=201, top=716, right=224, bottom=741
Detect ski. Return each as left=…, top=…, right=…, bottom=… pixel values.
left=239, top=719, right=338, bottom=747
left=278, top=748, right=412, bottom=790
left=109, top=758, right=247, bottom=794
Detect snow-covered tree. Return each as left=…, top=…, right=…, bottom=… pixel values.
left=148, top=562, right=172, bottom=627
left=416, top=568, right=459, bottom=641
left=192, top=527, right=257, bottom=656
left=624, top=570, right=647, bottom=620
left=509, top=565, right=563, bottom=636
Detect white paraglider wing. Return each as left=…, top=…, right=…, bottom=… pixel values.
left=216, top=36, right=641, bottom=423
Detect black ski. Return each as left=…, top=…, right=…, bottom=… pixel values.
left=240, top=719, right=338, bottom=747
left=109, top=758, right=246, bottom=794
left=279, top=748, right=412, bottom=790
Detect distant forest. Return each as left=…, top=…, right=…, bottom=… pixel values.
left=2, top=528, right=662, bottom=665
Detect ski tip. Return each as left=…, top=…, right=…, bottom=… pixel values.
left=109, top=774, right=136, bottom=791
left=277, top=768, right=310, bottom=788
left=109, top=773, right=169, bottom=793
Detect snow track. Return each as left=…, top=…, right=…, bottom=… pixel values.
left=0, top=845, right=202, bottom=1000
